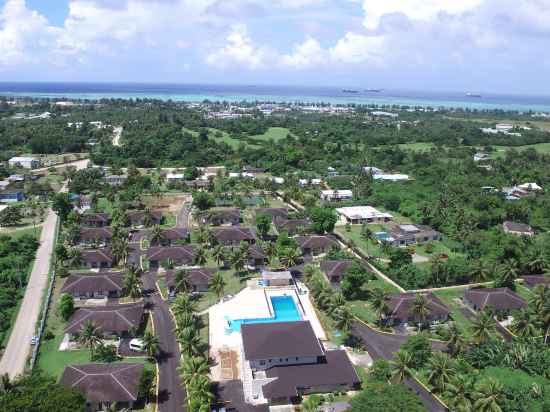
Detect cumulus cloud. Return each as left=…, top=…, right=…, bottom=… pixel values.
left=206, top=24, right=273, bottom=69
left=329, top=33, right=385, bottom=64
left=281, top=37, right=326, bottom=69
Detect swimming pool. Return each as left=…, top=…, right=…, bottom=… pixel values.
left=226, top=295, right=302, bottom=333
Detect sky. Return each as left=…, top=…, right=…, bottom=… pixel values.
left=1, top=0, right=550, bottom=94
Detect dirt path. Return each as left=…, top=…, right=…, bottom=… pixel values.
left=112, top=126, right=123, bottom=146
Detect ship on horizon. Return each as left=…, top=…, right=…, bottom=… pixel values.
left=466, top=92, right=482, bottom=98
left=342, top=89, right=359, bottom=93
left=365, top=89, right=383, bottom=93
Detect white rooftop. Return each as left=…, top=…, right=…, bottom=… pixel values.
left=9, top=156, right=37, bottom=162
left=0, top=205, right=8, bottom=213
left=336, top=206, right=393, bottom=219
left=373, top=173, right=409, bottom=181
left=321, top=189, right=353, bottom=196
left=518, top=182, right=542, bottom=191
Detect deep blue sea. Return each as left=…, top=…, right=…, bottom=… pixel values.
left=1, top=82, right=550, bottom=112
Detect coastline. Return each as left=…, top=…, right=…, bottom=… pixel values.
left=1, top=83, right=550, bottom=112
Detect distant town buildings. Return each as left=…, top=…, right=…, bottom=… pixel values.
left=8, top=156, right=40, bottom=169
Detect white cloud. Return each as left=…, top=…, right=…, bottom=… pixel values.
left=361, top=0, right=483, bottom=30
left=0, top=0, right=60, bottom=66
left=281, top=37, right=326, bottom=69
left=329, top=32, right=385, bottom=64
left=206, top=24, right=272, bottom=69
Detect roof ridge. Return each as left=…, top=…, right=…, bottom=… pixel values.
left=110, top=371, right=135, bottom=400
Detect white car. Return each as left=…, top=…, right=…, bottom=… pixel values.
left=129, top=338, right=144, bottom=352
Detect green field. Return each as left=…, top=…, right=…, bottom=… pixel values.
left=250, top=127, right=292, bottom=142
left=491, top=143, right=550, bottom=158
left=396, top=142, right=436, bottom=152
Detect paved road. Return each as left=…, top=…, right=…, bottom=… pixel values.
left=351, top=322, right=448, bottom=412
left=112, top=126, right=123, bottom=147
left=176, top=203, right=190, bottom=229
left=0, top=160, right=89, bottom=378
left=143, top=271, right=187, bottom=412
left=0, top=208, right=58, bottom=378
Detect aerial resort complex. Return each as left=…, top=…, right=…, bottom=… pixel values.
left=1, top=2, right=550, bottom=411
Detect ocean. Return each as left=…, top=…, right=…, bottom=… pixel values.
left=1, top=82, right=550, bottom=112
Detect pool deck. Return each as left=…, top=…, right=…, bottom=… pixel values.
left=209, top=283, right=326, bottom=356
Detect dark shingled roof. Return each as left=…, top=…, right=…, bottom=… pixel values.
left=82, top=213, right=110, bottom=225
left=464, top=287, right=527, bottom=312
left=206, top=208, right=241, bottom=222
left=263, top=350, right=360, bottom=400
left=242, top=321, right=324, bottom=361
left=161, top=228, right=189, bottom=241
left=211, top=227, right=255, bottom=243
left=387, top=292, right=450, bottom=321
left=79, top=227, right=113, bottom=240
left=65, top=303, right=144, bottom=335
left=165, top=267, right=216, bottom=289
left=523, top=275, right=550, bottom=288
left=81, top=248, right=114, bottom=264
left=503, top=221, right=534, bottom=235
left=127, top=210, right=162, bottom=223
left=146, top=245, right=196, bottom=263
left=61, top=272, right=124, bottom=295
left=296, top=235, right=337, bottom=252
left=248, top=244, right=267, bottom=260
left=274, top=218, right=312, bottom=234
left=60, top=363, right=143, bottom=403
left=255, top=208, right=289, bottom=220
left=320, top=260, right=354, bottom=282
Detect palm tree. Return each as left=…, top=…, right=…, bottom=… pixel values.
left=471, top=309, right=495, bottom=345
left=178, top=355, right=209, bottom=386
left=473, top=378, right=504, bottom=412
left=231, top=247, right=248, bottom=274
left=172, top=293, right=197, bottom=316
left=529, top=284, right=549, bottom=313
left=539, top=299, right=550, bottom=344
left=333, top=305, right=355, bottom=334
left=330, top=293, right=347, bottom=313
left=209, top=272, right=226, bottom=302
left=496, top=260, right=519, bottom=289
left=525, top=250, right=548, bottom=274
left=512, top=309, right=538, bottom=338
left=141, top=331, right=160, bottom=359
left=303, top=264, right=317, bottom=284
left=369, top=287, right=390, bottom=325
left=112, top=237, right=131, bottom=266
left=445, top=374, right=475, bottom=412
left=123, top=266, right=142, bottom=300
left=471, top=259, right=491, bottom=283
left=142, top=208, right=155, bottom=228
left=280, top=246, right=300, bottom=269
left=173, top=269, right=192, bottom=294
left=360, top=224, right=373, bottom=252
left=66, top=247, right=82, bottom=268
left=446, top=323, right=467, bottom=356
left=195, top=247, right=208, bottom=266
left=188, top=374, right=214, bottom=411
left=265, top=242, right=277, bottom=263
left=77, top=320, right=102, bottom=356
left=426, top=352, right=455, bottom=393
left=150, top=225, right=164, bottom=246
left=211, top=245, right=225, bottom=267
left=177, top=327, right=202, bottom=356
left=412, top=294, right=430, bottom=330
left=175, top=312, right=196, bottom=330
left=391, top=350, right=413, bottom=383
left=0, top=373, right=11, bottom=393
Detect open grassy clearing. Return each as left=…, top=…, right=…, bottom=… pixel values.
left=250, top=127, right=292, bottom=142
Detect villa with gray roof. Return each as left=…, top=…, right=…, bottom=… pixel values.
left=61, top=271, right=124, bottom=299
left=464, top=287, right=527, bottom=313
left=60, top=363, right=144, bottom=411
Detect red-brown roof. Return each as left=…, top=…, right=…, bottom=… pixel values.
left=387, top=293, right=450, bottom=322
left=211, top=227, right=255, bottom=243
left=165, top=267, right=216, bottom=289
left=146, top=246, right=196, bottom=263
left=81, top=248, right=114, bottom=264
left=320, top=260, right=354, bottom=282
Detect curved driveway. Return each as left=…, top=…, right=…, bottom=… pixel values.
left=351, top=321, right=448, bottom=412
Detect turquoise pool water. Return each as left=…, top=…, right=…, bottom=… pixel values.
left=226, top=295, right=301, bottom=333
left=375, top=231, right=390, bottom=241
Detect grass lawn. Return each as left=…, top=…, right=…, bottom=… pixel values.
left=250, top=127, right=291, bottom=142
left=193, top=258, right=251, bottom=312
left=349, top=301, right=378, bottom=324
left=515, top=284, right=533, bottom=301
left=266, top=196, right=288, bottom=208
left=161, top=213, right=176, bottom=228
left=433, top=288, right=474, bottom=339
left=336, top=226, right=386, bottom=258
left=95, top=197, right=115, bottom=214
left=396, top=142, right=436, bottom=152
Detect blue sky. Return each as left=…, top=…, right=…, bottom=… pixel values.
left=1, top=0, right=550, bottom=94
